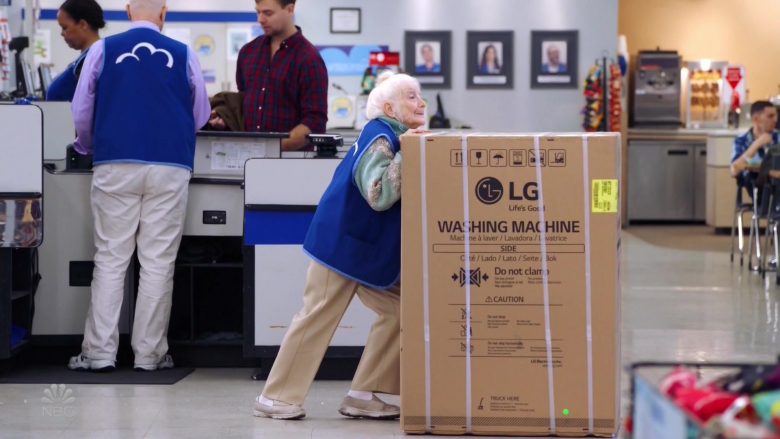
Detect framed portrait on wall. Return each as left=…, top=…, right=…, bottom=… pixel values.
left=530, top=30, right=578, bottom=89
left=404, top=31, right=451, bottom=89
left=467, top=31, right=513, bottom=89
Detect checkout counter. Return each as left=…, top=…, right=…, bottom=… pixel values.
left=28, top=101, right=368, bottom=366
left=0, top=103, right=43, bottom=359
left=243, top=158, right=375, bottom=361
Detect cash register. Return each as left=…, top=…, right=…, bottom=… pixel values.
left=309, top=133, right=344, bottom=157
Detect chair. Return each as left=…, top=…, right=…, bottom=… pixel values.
left=759, top=182, right=780, bottom=284
left=730, top=174, right=754, bottom=266
left=750, top=147, right=780, bottom=282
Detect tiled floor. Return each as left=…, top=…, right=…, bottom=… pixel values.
left=1, top=226, right=778, bottom=438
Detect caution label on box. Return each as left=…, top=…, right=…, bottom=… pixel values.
left=592, top=179, right=619, bottom=213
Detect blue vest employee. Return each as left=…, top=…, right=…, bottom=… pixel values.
left=304, top=118, right=402, bottom=289
left=47, top=0, right=105, bottom=101
left=67, top=2, right=210, bottom=375
left=46, top=51, right=89, bottom=101
left=255, top=72, right=427, bottom=420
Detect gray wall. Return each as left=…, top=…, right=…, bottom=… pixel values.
left=35, top=0, right=618, bottom=131
left=295, top=0, right=618, bottom=131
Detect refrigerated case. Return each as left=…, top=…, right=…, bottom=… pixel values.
left=628, top=140, right=707, bottom=221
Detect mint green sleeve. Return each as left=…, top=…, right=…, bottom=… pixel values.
left=353, top=136, right=403, bottom=211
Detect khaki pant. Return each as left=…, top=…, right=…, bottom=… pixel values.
left=262, top=261, right=401, bottom=405
left=81, top=163, right=190, bottom=365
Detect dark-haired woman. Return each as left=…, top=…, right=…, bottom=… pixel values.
left=478, top=44, right=501, bottom=75
left=47, top=0, right=105, bottom=101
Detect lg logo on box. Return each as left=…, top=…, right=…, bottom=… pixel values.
left=476, top=177, right=503, bottom=204
left=475, top=177, right=539, bottom=205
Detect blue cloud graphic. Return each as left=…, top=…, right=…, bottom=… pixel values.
left=317, top=45, right=387, bottom=77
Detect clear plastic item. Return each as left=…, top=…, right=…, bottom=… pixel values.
left=0, top=199, right=42, bottom=248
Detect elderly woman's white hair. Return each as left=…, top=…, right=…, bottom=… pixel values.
left=365, top=72, right=421, bottom=120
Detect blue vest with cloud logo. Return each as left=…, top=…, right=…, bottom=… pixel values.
left=303, top=119, right=402, bottom=289
left=93, top=28, right=195, bottom=170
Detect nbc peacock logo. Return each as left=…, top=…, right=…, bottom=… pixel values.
left=41, top=384, right=76, bottom=417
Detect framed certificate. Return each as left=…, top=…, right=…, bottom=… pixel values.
left=330, top=8, right=361, bottom=34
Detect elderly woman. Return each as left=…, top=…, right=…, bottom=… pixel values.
left=47, top=0, right=105, bottom=101
left=254, top=73, right=426, bottom=420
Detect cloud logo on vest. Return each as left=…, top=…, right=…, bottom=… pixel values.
left=116, top=42, right=174, bottom=68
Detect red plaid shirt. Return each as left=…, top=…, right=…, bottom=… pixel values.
left=236, top=27, right=328, bottom=134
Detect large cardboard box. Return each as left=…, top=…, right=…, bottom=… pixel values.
left=400, top=133, right=621, bottom=437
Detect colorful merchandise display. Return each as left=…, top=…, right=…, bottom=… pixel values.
left=582, top=58, right=622, bottom=132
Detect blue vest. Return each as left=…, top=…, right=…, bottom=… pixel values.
left=93, top=28, right=195, bottom=170
left=303, top=119, right=402, bottom=289
left=46, top=51, right=88, bottom=102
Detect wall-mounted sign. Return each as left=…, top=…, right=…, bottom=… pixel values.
left=327, top=95, right=356, bottom=129
left=317, top=45, right=388, bottom=77
left=194, top=34, right=215, bottom=57
left=33, top=28, right=51, bottom=64
left=202, top=68, right=216, bottom=84
left=227, top=28, right=252, bottom=61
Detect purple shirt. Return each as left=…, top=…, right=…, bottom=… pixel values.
left=72, top=21, right=211, bottom=154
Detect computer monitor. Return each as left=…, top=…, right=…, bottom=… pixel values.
left=9, top=37, right=30, bottom=97
left=38, top=65, right=53, bottom=99
left=20, top=62, right=35, bottom=98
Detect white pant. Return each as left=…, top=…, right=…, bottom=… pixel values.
left=81, top=163, right=190, bottom=365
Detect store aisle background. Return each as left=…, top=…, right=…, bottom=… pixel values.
left=0, top=226, right=777, bottom=438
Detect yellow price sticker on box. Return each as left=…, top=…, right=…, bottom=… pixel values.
left=592, top=179, right=619, bottom=213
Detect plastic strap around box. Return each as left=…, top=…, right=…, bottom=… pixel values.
left=614, top=133, right=623, bottom=424
left=419, top=135, right=433, bottom=433
left=460, top=135, right=473, bottom=434
left=581, top=135, right=595, bottom=435
left=534, top=134, right=557, bottom=434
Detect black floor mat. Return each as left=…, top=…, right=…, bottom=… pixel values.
left=0, top=365, right=194, bottom=385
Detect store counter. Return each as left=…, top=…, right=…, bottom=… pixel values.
left=242, top=158, right=374, bottom=360
left=626, top=127, right=740, bottom=224
left=30, top=114, right=370, bottom=365
left=33, top=128, right=290, bottom=343
left=705, top=131, right=743, bottom=231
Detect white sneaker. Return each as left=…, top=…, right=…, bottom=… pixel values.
left=68, top=353, right=115, bottom=372
left=134, top=354, right=174, bottom=371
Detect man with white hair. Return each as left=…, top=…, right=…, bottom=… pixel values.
left=542, top=44, right=567, bottom=74
left=253, top=72, right=426, bottom=420
left=68, top=0, right=210, bottom=372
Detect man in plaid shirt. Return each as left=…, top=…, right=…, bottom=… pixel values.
left=213, top=0, right=328, bottom=150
